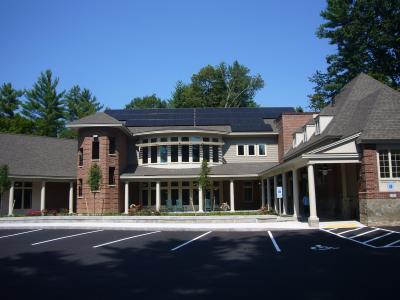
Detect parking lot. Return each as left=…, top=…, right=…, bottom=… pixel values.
left=0, top=227, right=399, bottom=299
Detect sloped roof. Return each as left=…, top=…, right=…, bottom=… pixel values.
left=0, top=133, right=77, bottom=178
left=122, top=162, right=278, bottom=177
left=128, top=125, right=232, bottom=135
left=284, top=73, right=400, bottom=160
left=67, top=112, right=122, bottom=127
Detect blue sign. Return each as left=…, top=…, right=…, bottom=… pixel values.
left=387, top=181, right=395, bottom=191
left=276, top=186, right=283, bottom=198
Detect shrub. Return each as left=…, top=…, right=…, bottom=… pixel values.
left=26, top=210, right=42, bottom=216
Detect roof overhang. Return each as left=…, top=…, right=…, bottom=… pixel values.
left=66, top=123, right=132, bottom=136
left=130, top=129, right=230, bottom=137
left=9, top=175, right=76, bottom=181
left=120, top=174, right=260, bottom=180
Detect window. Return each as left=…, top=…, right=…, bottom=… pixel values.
left=191, top=136, right=201, bottom=142
left=212, top=145, right=219, bottom=162
left=78, top=179, right=83, bottom=197
left=160, top=137, right=168, bottom=142
left=182, top=145, right=189, bottom=162
left=315, top=118, right=321, bottom=135
left=182, top=189, right=190, bottom=205
left=379, top=150, right=391, bottom=178
left=192, top=145, right=200, bottom=162
left=160, top=145, right=168, bottom=163
left=203, top=137, right=210, bottom=142
left=243, top=182, right=253, bottom=202
left=181, top=137, right=189, bottom=142
left=151, top=138, right=157, bottom=143
left=248, top=145, right=255, bottom=156
left=212, top=138, right=219, bottom=143
left=171, top=145, right=178, bottom=162
left=78, top=148, right=83, bottom=166
left=171, top=137, right=178, bottom=142
left=108, top=167, right=115, bottom=185
left=203, top=145, right=210, bottom=161
left=151, top=146, right=157, bottom=163
left=258, top=144, right=266, bottom=156
left=237, top=145, right=245, bottom=156
left=142, top=147, right=148, bottom=164
left=92, top=138, right=99, bottom=160
left=13, top=182, right=32, bottom=209
left=379, top=149, right=400, bottom=178
left=109, top=137, right=116, bottom=154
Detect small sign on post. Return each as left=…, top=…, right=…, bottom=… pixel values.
left=276, top=186, right=283, bottom=215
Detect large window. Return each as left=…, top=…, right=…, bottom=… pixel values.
left=248, top=145, right=255, bottom=156
left=150, top=146, right=157, bottom=163
left=258, top=144, right=266, bottom=156
left=182, top=145, right=189, bottom=162
left=171, top=145, right=178, bottom=162
left=142, top=147, right=148, bottom=164
left=379, top=149, right=400, bottom=178
left=92, top=138, right=99, bottom=160
left=192, top=145, right=200, bottom=162
left=160, top=145, right=168, bottom=163
left=13, top=182, right=32, bottom=209
left=212, top=145, right=219, bottom=162
left=203, top=145, right=210, bottom=161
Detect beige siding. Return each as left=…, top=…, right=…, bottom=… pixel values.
left=222, top=137, right=279, bottom=163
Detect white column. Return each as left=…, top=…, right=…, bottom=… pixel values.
left=210, top=181, right=214, bottom=209
left=8, top=182, right=14, bottom=216
left=282, top=172, right=287, bottom=215
left=273, top=176, right=278, bottom=212
left=40, top=181, right=46, bottom=212
left=292, top=169, right=300, bottom=219
left=156, top=181, right=161, bottom=211
left=266, top=177, right=271, bottom=210
left=261, top=179, right=266, bottom=208
left=230, top=180, right=235, bottom=212
left=307, top=164, right=319, bottom=226
left=219, top=181, right=223, bottom=204
left=198, top=186, right=204, bottom=212
left=69, top=181, right=74, bottom=214
left=124, top=182, right=129, bottom=214
left=147, top=183, right=151, bottom=206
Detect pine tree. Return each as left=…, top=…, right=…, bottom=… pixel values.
left=22, top=70, right=65, bottom=137
left=0, top=83, right=23, bottom=118
left=64, top=85, right=103, bottom=121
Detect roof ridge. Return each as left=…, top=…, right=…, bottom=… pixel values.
left=0, top=132, right=77, bottom=142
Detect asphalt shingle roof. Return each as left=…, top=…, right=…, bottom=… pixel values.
left=68, top=112, right=122, bottom=126
left=0, top=133, right=77, bottom=178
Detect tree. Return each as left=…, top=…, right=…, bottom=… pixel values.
left=87, top=163, right=102, bottom=215
left=0, top=115, right=35, bottom=134
left=308, top=0, right=400, bottom=110
left=198, top=160, right=212, bottom=212
left=294, top=106, right=304, bottom=112
left=64, top=85, right=103, bottom=121
left=125, top=94, right=168, bottom=109
left=170, top=61, right=264, bottom=108
left=0, top=83, right=23, bottom=118
left=22, top=70, right=65, bottom=137
left=0, top=165, right=11, bottom=211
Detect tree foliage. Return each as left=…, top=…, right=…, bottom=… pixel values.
left=0, top=165, right=11, bottom=197
left=64, top=85, right=103, bottom=121
left=87, top=164, right=102, bottom=192
left=198, top=159, right=212, bottom=191
left=170, top=61, right=264, bottom=108
left=125, top=94, right=167, bottom=109
left=308, top=0, right=400, bottom=111
left=22, top=70, right=65, bottom=137
left=0, top=83, right=23, bottom=118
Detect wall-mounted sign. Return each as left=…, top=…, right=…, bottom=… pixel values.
left=387, top=181, right=395, bottom=191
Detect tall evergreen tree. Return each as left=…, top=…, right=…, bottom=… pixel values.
left=125, top=94, right=167, bottom=109
left=64, top=85, right=103, bottom=121
left=308, top=0, right=400, bottom=111
left=0, top=83, right=23, bottom=118
left=22, top=70, right=65, bottom=137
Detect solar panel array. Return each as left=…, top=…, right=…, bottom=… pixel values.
left=105, top=107, right=294, bottom=132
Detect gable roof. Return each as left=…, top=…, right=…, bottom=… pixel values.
left=284, top=73, right=400, bottom=160
left=0, top=133, right=77, bottom=179
left=67, top=112, right=122, bottom=127
left=105, top=107, right=294, bottom=133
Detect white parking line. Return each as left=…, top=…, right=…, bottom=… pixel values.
left=338, top=228, right=363, bottom=235
left=384, top=239, right=400, bottom=248
left=0, top=229, right=42, bottom=239
left=364, top=232, right=393, bottom=244
left=320, top=228, right=377, bottom=248
left=349, top=228, right=379, bottom=239
left=268, top=231, right=281, bottom=253
left=170, top=231, right=212, bottom=251
left=93, top=231, right=161, bottom=248
left=32, top=230, right=103, bottom=246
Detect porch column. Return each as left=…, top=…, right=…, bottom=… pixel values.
left=292, top=169, right=300, bottom=219
left=69, top=181, right=74, bottom=214
left=282, top=173, right=287, bottom=215
left=273, top=176, right=278, bottom=212
left=198, top=186, right=204, bottom=212
left=8, top=181, right=14, bottom=216
left=307, top=164, right=319, bottom=227
left=261, top=179, right=266, bottom=208
left=40, top=181, right=46, bottom=212
left=124, top=182, right=129, bottom=214
left=230, top=180, right=235, bottom=212
left=219, top=181, right=223, bottom=204
left=156, top=181, right=161, bottom=212
left=266, top=177, right=271, bottom=210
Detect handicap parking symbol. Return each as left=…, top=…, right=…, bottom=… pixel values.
left=310, top=244, right=340, bottom=251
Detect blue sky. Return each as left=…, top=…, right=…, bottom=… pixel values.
left=0, top=0, right=334, bottom=110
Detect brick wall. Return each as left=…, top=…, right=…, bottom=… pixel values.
left=77, top=127, right=129, bottom=214
left=276, top=113, right=314, bottom=162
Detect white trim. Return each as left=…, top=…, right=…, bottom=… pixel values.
left=67, top=123, right=124, bottom=128
left=120, top=174, right=260, bottom=180
left=131, top=129, right=228, bottom=136
left=228, top=132, right=278, bottom=136
left=308, top=132, right=361, bottom=154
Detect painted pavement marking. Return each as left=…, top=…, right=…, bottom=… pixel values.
left=32, top=230, right=104, bottom=246
left=0, top=229, right=42, bottom=239
left=93, top=231, right=161, bottom=248
left=348, top=228, right=379, bottom=239
left=267, top=231, right=281, bottom=253
left=170, top=231, right=212, bottom=251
